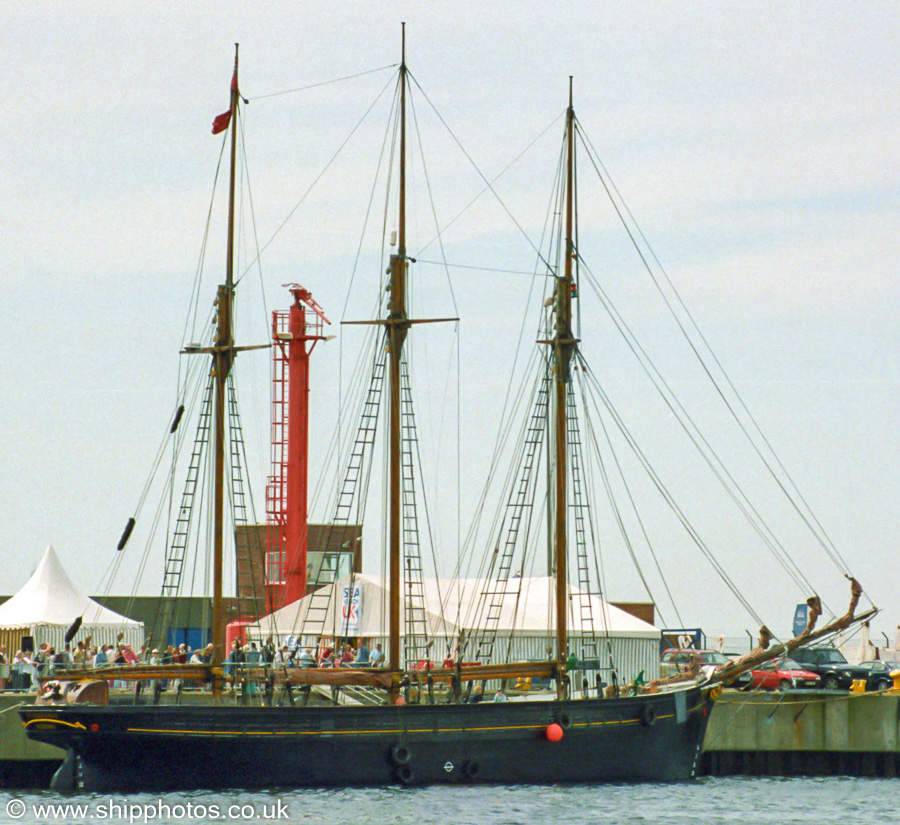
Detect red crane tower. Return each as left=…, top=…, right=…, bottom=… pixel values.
left=266, top=284, right=329, bottom=611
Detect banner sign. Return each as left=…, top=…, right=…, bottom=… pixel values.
left=341, top=585, right=362, bottom=635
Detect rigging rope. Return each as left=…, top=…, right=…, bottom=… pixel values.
left=249, top=64, right=399, bottom=101
left=407, top=71, right=557, bottom=275
left=237, top=72, right=398, bottom=286
left=581, top=361, right=766, bottom=627
left=575, top=355, right=683, bottom=628
left=576, top=247, right=819, bottom=601
left=575, top=120, right=854, bottom=581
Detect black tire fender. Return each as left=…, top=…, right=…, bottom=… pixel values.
left=390, top=743, right=412, bottom=766
left=640, top=704, right=656, bottom=727
left=558, top=713, right=573, bottom=730
left=463, top=760, right=480, bottom=779
left=395, top=764, right=414, bottom=785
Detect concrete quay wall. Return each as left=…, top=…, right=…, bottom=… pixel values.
left=702, top=689, right=900, bottom=776
left=0, top=693, right=63, bottom=788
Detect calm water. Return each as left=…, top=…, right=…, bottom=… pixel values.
left=2, top=777, right=897, bottom=825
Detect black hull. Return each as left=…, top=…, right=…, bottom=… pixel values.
left=19, top=687, right=712, bottom=792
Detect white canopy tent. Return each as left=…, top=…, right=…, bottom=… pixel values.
left=430, top=575, right=659, bottom=638
left=251, top=573, right=660, bottom=680
left=252, top=573, right=458, bottom=646
left=428, top=576, right=661, bottom=680
left=0, top=544, right=144, bottom=653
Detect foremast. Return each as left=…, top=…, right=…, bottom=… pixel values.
left=387, top=24, right=410, bottom=676
left=553, top=78, right=578, bottom=700
left=211, top=45, right=241, bottom=680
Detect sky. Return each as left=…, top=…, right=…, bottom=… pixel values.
left=2, top=1, right=898, bottom=645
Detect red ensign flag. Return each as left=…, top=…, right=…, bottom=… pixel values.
left=212, top=108, right=232, bottom=135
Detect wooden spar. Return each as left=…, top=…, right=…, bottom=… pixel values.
left=554, top=78, right=577, bottom=699
left=387, top=24, right=409, bottom=679
left=705, top=608, right=879, bottom=687
left=225, top=46, right=239, bottom=295
left=246, top=662, right=558, bottom=688
left=212, top=279, right=229, bottom=671
left=339, top=27, right=455, bottom=682
left=36, top=665, right=395, bottom=690
left=398, top=23, right=407, bottom=260
left=38, top=660, right=558, bottom=691
left=40, top=665, right=215, bottom=684
left=281, top=660, right=558, bottom=687
left=704, top=579, right=877, bottom=688
left=212, top=44, right=240, bottom=680
left=277, top=668, right=399, bottom=689
left=413, top=660, right=559, bottom=684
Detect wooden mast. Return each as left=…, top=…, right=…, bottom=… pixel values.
left=340, top=25, right=454, bottom=684
left=387, top=24, right=409, bottom=677
left=212, top=44, right=240, bottom=680
left=554, top=77, right=576, bottom=700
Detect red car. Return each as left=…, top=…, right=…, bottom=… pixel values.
left=750, top=657, right=820, bottom=690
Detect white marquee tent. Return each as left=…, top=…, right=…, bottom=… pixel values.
left=251, top=573, right=661, bottom=680
left=252, top=573, right=458, bottom=645
left=0, top=544, right=143, bottom=653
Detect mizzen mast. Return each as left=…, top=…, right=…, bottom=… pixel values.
left=554, top=77, right=578, bottom=699
left=387, top=23, right=410, bottom=675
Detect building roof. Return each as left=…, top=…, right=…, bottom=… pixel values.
left=0, top=544, right=140, bottom=629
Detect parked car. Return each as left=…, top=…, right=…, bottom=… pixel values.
left=856, top=660, right=900, bottom=692
left=790, top=646, right=869, bottom=690
left=749, top=658, right=820, bottom=691
left=658, top=648, right=753, bottom=688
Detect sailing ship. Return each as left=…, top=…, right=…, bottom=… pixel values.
left=19, top=34, right=871, bottom=792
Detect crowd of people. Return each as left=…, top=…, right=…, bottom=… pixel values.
left=227, top=637, right=384, bottom=671
left=307, top=638, right=384, bottom=669
left=0, top=639, right=186, bottom=692
left=0, top=636, right=387, bottom=692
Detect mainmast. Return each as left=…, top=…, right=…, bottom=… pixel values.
left=554, top=78, right=577, bottom=700
left=339, top=25, right=455, bottom=683
left=387, top=23, right=409, bottom=675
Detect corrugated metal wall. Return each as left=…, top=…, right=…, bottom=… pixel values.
left=2, top=623, right=145, bottom=656
left=285, top=631, right=660, bottom=683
